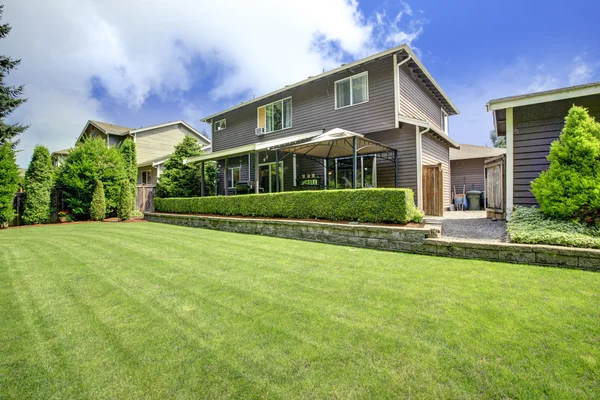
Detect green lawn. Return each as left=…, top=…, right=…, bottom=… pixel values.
left=1, top=222, right=599, bottom=399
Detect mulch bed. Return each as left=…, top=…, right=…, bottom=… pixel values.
left=7, top=217, right=147, bottom=229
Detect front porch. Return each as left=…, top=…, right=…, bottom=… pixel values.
left=186, top=129, right=400, bottom=196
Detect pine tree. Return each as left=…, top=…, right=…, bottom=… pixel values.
left=119, top=138, right=137, bottom=212
left=0, top=5, right=28, bottom=146
left=90, top=180, right=106, bottom=221
left=117, top=180, right=132, bottom=221
left=0, top=143, right=19, bottom=226
left=156, top=136, right=216, bottom=197
left=22, top=145, right=53, bottom=224
left=531, top=106, right=600, bottom=222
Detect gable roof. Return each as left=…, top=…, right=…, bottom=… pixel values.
left=450, top=144, right=505, bottom=161
left=89, top=120, right=132, bottom=135
left=486, top=81, right=600, bottom=111
left=130, top=120, right=211, bottom=145
left=200, top=44, right=459, bottom=123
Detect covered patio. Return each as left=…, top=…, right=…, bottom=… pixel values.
left=185, top=128, right=400, bottom=196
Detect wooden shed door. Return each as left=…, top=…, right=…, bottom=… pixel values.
left=422, top=165, right=444, bottom=216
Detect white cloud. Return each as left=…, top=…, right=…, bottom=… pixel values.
left=568, top=55, right=597, bottom=85
left=3, top=0, right=424, bottom=166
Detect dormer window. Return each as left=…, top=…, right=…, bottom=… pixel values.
left=214, top=118, right=227, bottom=131
left=441, top=109, right=448, bottom=133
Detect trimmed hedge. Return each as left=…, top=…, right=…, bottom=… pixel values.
left=154, top=189, right=423, bottom=224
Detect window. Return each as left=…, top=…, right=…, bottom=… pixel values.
left=214, top=118, right=226, bottom=131
left=141, top=170, right=152, bottom=185
left=257, top=98, right=292, bottom=133
left=228, top=167, right=240, bottom=188
left=441, top=109, right=448, bottom=133
left=335, top=72, right=368, bottom=109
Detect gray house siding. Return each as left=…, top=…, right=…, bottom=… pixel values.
left=212, top=57, right=396, bottom=152
left=366, top=125, right=417, bottom=198
left=398, top=64, right=447, bottom=131
left=512, top=94, right=600, bottom=206
left=421, top=132, right=451, bottom=209
left=108, top=134, right=125, bottom=147
left=451, top=158, right=485, bottom=193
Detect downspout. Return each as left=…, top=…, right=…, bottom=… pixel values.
left=416, top=125, right=430, bottom=211
left=394, top=54, right=412, bottom=128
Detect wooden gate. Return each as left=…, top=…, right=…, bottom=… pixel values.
left=422, top=164, right=444, bottom=216
left=137, top=185, right=155, bottom=213
left=484, top=154, right=505, bottom=219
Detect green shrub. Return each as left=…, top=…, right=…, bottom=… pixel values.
left=0, top=143, right=19, bottom=226
left=90, top=181, right=106, bottom=221
left=508, top=206, right=600, bottom=249
left=155, top=188, right=421, bottom=224
left=117, top=180, right=132, bottom=221
left=56, top=137, right=126, bottom=218
left=531, top=106, right=600, bottom=223
left=22, top=145, right=53, bottom=224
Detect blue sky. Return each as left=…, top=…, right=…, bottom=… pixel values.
left=5, top=0, right=600, bottom=167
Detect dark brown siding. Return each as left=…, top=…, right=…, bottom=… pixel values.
left=212, top=57, right=396, bottom=152
left=421, top=132, right=451, bottom=209
left=513, top=94, right=600, bottom=206
left=451, top=158, right=485, bottom=193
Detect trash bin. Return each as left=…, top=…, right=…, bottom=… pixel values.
left=467, top=190, right=482, bottom=211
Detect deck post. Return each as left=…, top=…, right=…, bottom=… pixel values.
left=223, top=157, right=228, bottom=196
left=275, top=150, right=280, bottom=192
left=394, top=150, right=398, bottom=188
left=352, top=136, right=357, bottom=189
left=255, top=152, right=260, bottom=194
left=201, top=161, right=205, bottom=196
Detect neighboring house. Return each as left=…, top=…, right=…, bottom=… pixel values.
left=187, top=44, right=460, bottom=215
left=450, top=144, right=505, bottom=193
left=487, top=82, right=600, bottom=214
left=52, top=120, right=212, bottom=186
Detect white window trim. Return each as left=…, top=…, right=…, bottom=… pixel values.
left=256, top=97, right=293, bottom=134
left=334, top=71, right=369, bottom=110
left=228, top=166, right=240, bottom=189
left=141, top=170, right=152, bottom=185
left=441, top=108, right=449, bottom=133
left=214, top=118, right=227, bottom=132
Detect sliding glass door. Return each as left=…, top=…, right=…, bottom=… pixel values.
left=259, top=162, right=284, bottom=193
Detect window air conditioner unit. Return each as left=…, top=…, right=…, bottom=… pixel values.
left=255, top=127, right=266, bottom=136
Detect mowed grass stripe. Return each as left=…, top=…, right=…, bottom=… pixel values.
left=1, top=222, right=599, bottom=399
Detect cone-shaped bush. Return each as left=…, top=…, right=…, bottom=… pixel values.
left=90, top=180, right=106, bottom=221
left=22, top=145, right=54, bottom=224
left=531, top=105, right=600, bottom=222
left=0, top=143, right=19, bottom=226
left=117, top=180, right=132, bottom=221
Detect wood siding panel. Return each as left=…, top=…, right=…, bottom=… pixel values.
left=398, top=64, right=446, bottom=131
left=366, top=125, right=418, bottom=200
left=421, top=132, right=451, bottom=209
left=212, top=58, right=396, bottom=152
left=450, top=158, right=485, bottom=193
left=136, top=124, right=199, bottom=165
left=513, top=94, right=600, bottom=206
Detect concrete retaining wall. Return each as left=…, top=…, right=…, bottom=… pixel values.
left=145, top=213, right=600, bottom=271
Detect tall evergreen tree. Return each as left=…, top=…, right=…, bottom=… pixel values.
left=489, top=129, right=506, bottom=148
left=22, top=145, right=53, bottom=224
left=0, top=142, right=19, bottom=226
left=119, top=138, right=137, bottom=212
left=156, top=136, right=216, bottom=198
left=0, top=5, right=28, bottom=146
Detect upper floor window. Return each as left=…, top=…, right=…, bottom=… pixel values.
left=257, top=98, right=292, bottom=133
left=335, top=72, right=368, bottom=109
left=214, top=118, right=227, bottom=131
left=441, top=109, right=448, bottom=133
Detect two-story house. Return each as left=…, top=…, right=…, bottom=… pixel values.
left=52, top=119, right=212, bottom=186
left=187, top=44, right=459, bottom=215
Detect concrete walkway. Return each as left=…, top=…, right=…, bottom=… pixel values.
left=441, top=211, right=507, bottom=242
